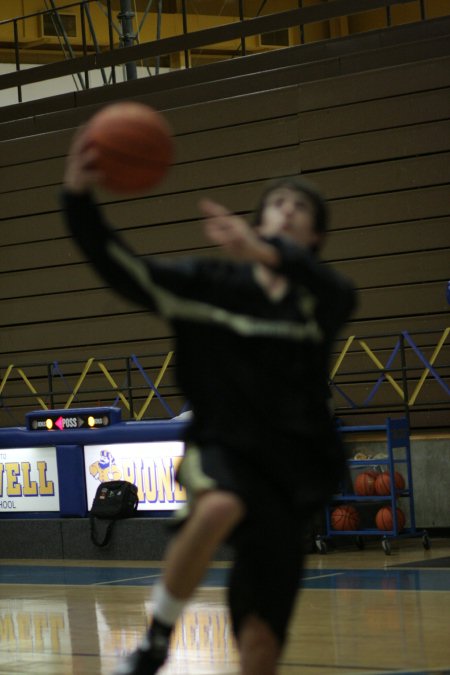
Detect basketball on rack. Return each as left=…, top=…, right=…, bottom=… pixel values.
left=354, top=470, right=378, bottom=496
left=375, top=506, right=406, bottom=531
left=82, top=101, right=174, bottom=194
left=331, top=505, right=360, bottom=531
left=374, top=470, right=406, bottom=496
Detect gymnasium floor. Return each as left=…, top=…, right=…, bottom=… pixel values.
left=1, top=538, right=450, bottom=675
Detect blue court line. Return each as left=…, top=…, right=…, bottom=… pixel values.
left=358, top=671, right=450, bottom=675
left=1, top=565, right=450, bottom=590
left=280, top=665, right=450, bottom=674
left=280, top=667, right=450, bottom=675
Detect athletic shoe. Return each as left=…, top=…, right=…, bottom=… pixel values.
left=113, top=623, right=171, bottom=675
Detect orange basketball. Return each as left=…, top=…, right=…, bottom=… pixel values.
left=375, top=506, right=406, bottom=531
left=374, top=471, right=405, bottom=496
left=83, top=101, right=174, bottom=194
left=331, top=505, right=360, bottom=531
left=354, top=471, right=377, bottom=496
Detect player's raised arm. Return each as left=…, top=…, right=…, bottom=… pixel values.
left=61, top=102, right=179, bottom=315
left=63, top=126, right=104, bottom=194
left=62, top=132, right=164, bottom=313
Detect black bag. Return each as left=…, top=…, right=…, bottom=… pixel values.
left=89, top=480, right=139, bottom=547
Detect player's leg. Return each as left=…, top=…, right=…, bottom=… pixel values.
left=162, top=443, right=246, bottom=599
left=228, top=508, right=306, bottom=675
left=238, top=614, right=280, bottom=675
left=163, top=488, right=245, bottom=597
left=114, top=486, right=245, bottom=675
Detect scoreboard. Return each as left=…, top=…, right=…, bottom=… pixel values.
left=26, top=407, right=122, bottom=431
left=1, top=407, right=187, bottom=516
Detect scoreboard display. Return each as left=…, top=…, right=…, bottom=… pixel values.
left=26, top=407, right=122, bottom=431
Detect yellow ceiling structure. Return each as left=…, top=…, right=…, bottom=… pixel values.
left=0, top=1, right=448, bottom=68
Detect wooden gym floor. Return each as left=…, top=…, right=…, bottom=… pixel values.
left=1, top=538, right=450, bottom=675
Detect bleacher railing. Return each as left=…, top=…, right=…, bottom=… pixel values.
left=0, top=328, right=448, bottom=429
left=0, top=0, right=434, bottom=105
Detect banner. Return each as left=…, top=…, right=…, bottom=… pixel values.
left=84, top=442, right=186, bottom=511
left=0, top=447, right=60, bottom=512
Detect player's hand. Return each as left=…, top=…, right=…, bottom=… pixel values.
left=63, top=126, right=103, bottom=194
left=199, top=198, right=279, bottom=266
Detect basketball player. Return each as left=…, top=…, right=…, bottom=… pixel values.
left=62, top=135, right=356, bottom=675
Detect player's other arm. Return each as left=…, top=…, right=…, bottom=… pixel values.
left=199, top=198, right=280, bottom=267
left=200, top=197, right=327, bottom=286
left=200, top=198, right=356, bottom=321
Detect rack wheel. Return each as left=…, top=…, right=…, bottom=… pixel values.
left=315, top=536, right=328, bottom=554
left=422, top=532, right=431, bottom=550
left=382, top=537, right=391, bottom=555
left=356, top=536, right=365, bottom=550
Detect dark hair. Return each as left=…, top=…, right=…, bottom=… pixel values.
left=252, top=176, right=328, bottom=234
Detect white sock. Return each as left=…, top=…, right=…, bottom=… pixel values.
left=152, top=582, right=186, bottom=627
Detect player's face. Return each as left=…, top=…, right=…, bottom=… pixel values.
left=257, top=188, right=322, bottom=250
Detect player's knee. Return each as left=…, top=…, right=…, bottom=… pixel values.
left=195, top=491, right=245, bottom=532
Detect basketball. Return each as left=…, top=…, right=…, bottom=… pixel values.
left=82, top=101, right=174, bottom=194
left=354, top=471, right=377, bottom=496
left=374, top=470, right=406, bottom=496
left=375, top=506, right=406, bottom=531
left=331, top=505, right=360, bottom=531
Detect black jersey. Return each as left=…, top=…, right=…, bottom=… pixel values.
left=62, top=191, right=356, bottom=459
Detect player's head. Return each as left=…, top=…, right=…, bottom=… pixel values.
left=253, top=177, right=328, bottom=253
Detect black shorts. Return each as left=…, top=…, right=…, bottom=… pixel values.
left=175, top=442, right=339, bottom=644
left=177, top=437, right=344, bottom=519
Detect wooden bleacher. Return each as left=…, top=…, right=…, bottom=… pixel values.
left=0, top=14, right=449, bottom=429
